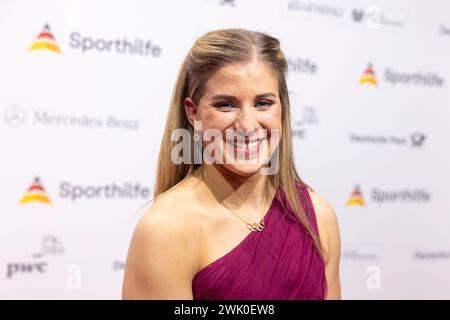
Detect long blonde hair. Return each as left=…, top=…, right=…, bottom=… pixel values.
left=154, top=29, right=323, bottom=255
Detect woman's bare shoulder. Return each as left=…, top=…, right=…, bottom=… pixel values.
left=138, top=185, right=204, bottom=247
left=305, top=188, right=342, bottom=299
left=306, top=189, right=337, bottom=226
left=122, top=185, right=203, bottom=299
left=306, top=189, right=340, bottom=252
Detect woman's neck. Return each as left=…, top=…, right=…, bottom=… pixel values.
left=196, top=164, right=274, bottom=213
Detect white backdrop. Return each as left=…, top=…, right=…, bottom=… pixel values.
left=0, top=0, right=449, bottom=299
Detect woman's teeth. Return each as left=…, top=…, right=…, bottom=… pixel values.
left=226, top=138, right=266, bottom=149
left=235, top=141, right=257, bottom=149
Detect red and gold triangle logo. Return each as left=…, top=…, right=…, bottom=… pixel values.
left=29, top=24, right=61, bottom=54
left=20, top=177, right=52, bottom=204
left=359, top=63, right=378, bottom=86
left=346, top=184, right=366, bottom=206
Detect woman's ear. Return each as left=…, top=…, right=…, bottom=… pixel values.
left=184, top=97, right=199, bottom=128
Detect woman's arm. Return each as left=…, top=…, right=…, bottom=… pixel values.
left=122, top=206, right=199, bottom=299
left=308, top=190, right=342, bottom=300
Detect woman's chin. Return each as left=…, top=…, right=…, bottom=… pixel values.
left=219, top=161, right=267, bottom=177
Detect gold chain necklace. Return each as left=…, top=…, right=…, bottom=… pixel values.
left=220, top=201, right=265, bottom=232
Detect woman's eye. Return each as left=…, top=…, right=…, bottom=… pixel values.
left=215, top=102, right=235, bottom=109
left=256, top=100, right=273, bottom=108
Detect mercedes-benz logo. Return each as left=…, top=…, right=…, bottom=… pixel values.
left=3, top=105, right=27, bottom=127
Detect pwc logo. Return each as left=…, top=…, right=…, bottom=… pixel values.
left=359, top=63, right=378, bottom=86
left=19, top=177, right=52, bottom=205
left=6, top=235, right=63, bottom=279
left=29, top=24, right=62, bottom=54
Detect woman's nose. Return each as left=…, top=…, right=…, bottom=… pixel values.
left=234, top=105, right=258, bottom=132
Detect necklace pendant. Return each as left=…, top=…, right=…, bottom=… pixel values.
left=247, top=220, right=265, bottom=232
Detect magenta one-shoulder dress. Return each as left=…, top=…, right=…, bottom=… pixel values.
left=192, top=181, right=327, bottom=300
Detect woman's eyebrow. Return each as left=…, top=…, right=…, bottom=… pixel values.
left=210, top=92, right=277, bottom=100
left=210, top=94, right=236, bottom=101
left=255, top=92, right=277, bottom=99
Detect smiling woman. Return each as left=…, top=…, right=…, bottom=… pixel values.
left=122, top=28, right=341, bottom=300
left=184, top=60, right=281, bottom=173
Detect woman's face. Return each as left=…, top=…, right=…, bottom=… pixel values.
left=185, top=59, right=282, bottom=177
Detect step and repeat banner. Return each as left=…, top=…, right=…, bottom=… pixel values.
left=0, top=0, right=449, bottom=299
